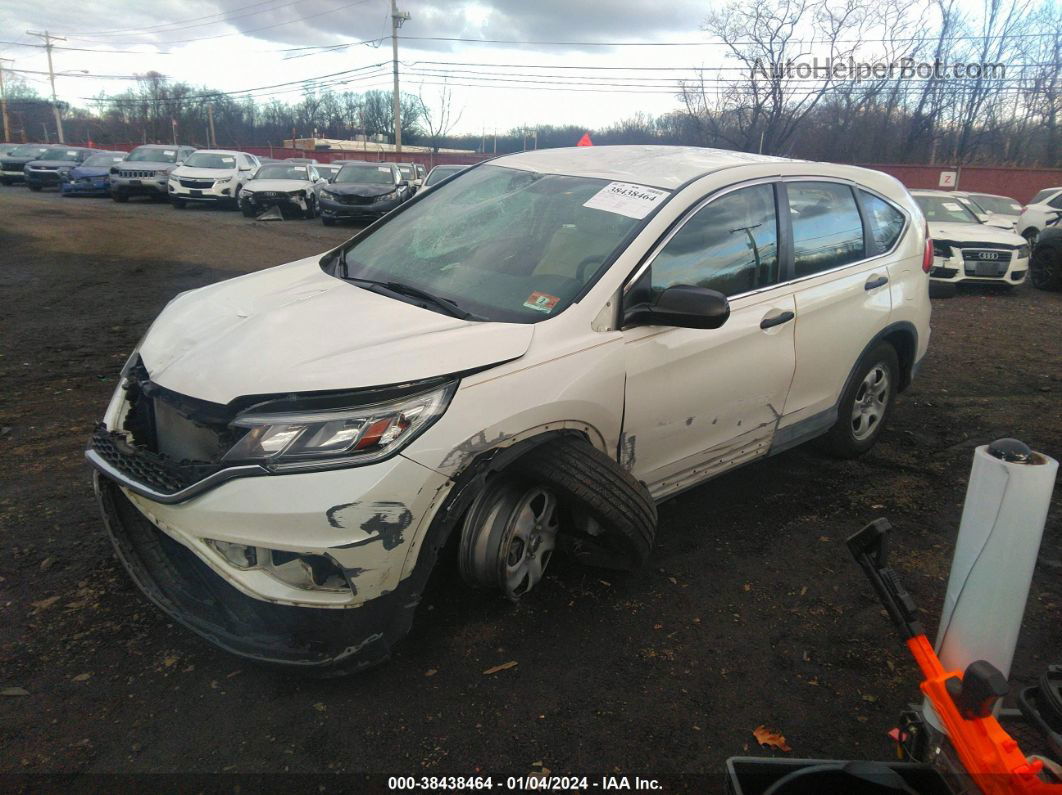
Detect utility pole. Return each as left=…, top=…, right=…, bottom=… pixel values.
left=207, top=103, right=216, bottom=148
left=0, top=58, right=12, bottom=143
left=26, top=30, right=67, bottom=143
left=390, top=0, right=410, bottom=155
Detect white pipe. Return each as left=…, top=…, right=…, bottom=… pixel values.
left=925, top=439, right=1057, bottom=733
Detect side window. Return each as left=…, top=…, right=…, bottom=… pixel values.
left=650, top=184, right=779, bottom=298
left=787, top=182, right=865, bottom=277
left=1049, top=193, right=1062, bottom=209
left=860, top=190, right=905, bottom=256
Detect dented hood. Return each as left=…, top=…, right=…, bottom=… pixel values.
left=139, top=256, right=534, bottom=405
left=928, top=221, right=1025, bottom=246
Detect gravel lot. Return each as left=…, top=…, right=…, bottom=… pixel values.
left=0, top=187, right=1059, bottom=787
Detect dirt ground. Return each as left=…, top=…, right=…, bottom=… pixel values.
left=0, top=187, right=1059, bottom=789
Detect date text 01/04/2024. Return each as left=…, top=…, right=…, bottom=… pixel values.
left=387, top=776, right=663, bottom=791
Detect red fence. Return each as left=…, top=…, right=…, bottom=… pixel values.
left=855, top=163, right=1062, bottom=204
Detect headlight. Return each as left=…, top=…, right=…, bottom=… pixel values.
left=1017, top=245, right=1030, bottom=258
left=221, top=381, right=456, bottom=471
left=320, top=189, right=336, bottom=200
left=215, top=176, right=233, bottom=184
left=110, top=167, right=119, bottom=175
left=932, top=242, right=951, bottom=258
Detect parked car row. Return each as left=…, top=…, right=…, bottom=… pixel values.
left=1, top=141, right=467, bottom=227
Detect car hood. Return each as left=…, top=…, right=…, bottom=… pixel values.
left=26, top=159, right=78, bottom=169
left=70, top=166, right=112, bottom=178
left=119, top=160, right=177, bottom=171
left=325, top=183, right=396, bottom=198
left=244, top=178, right=311, bottom=192
left=138, top=256, right=535, bottom=405
left=928, top=222, right=1026, bottom=246
left=172, top=166, right=235, bottom=179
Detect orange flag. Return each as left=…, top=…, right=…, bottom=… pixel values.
left=577, top=132, right=593, bottom=147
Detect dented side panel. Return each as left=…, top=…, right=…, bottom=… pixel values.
left=620, top=291, right=797, bottom=495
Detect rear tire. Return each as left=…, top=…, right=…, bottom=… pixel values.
left=820, top=343, right=900, bottom=459
left=1023, top=228, right=1039, bottom=247
left=322, top=217, right=336, bottom=226
left=1030, top=240, right=1062, bottom=291
left=303, top=196, right=317, bottom=219
left=509, top=435, right=656, bottom=571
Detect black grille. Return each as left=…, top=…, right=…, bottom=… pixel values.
left=179, top=178, right=214, bottom=189
left=118, top=169, right=159, bottom=179
left=91, top=424, right=195, bottom=495
left=338, top=194, right=375, bottom=205
left=1, top=160, right=21, bottom=170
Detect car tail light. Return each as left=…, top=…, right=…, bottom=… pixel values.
left=922, top=222, right=933, bottom=273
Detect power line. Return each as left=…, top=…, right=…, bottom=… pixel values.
left=398, top=31, right=1062, bottom=47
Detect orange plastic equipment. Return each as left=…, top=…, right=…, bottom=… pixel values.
left=906, top=634, right=1061, bottom=795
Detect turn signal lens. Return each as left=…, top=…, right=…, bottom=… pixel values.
left=922, top=221, right=934, bottom=273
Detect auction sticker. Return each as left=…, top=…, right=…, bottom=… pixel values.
left=523, top=291, right=560, bottom=313
left=583, top=181, right=669, bottom=219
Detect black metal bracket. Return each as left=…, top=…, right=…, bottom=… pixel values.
left=846, top=518, right=925, bottom=640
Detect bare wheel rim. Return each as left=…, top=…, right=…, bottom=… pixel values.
left=851, top=363, right=890, bottom=441
left=462, top=482, right=560, bottom=600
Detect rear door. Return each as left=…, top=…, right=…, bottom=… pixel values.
left=621, top=181, right=798, bottom=499
left=777, top=179, right=893, bottom=432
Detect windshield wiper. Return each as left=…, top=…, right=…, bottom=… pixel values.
left=347, top=276, right=481, bottom=320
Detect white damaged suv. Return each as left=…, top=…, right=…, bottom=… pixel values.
left=87, top=146, right=931, bottom=674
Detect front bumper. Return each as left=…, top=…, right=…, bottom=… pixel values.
left=319, top=194, right=401, bottom=220
left=62, top=177, right=110, bottom=195
left=929, top=251, right=1029, bottom=285
left=0, top=167, right=27, bottom=182
left=168, top=180, right=236, bottom=203
left=96, top=475, right=422, bottom=671
left=25, top=169, right=64, bottom=188
left=91, top=439, right=453, bottom=669
left=241, top=191, right=309, bottom=213
left=111, top=176, right=169, bottom=196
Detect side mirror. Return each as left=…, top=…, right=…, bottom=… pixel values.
left=623, top=285, right=731, bottom=330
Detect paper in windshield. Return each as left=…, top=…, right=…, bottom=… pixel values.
left=583, top=181, right=669, bottom=220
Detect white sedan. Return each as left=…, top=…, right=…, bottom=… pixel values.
left=912, top=190, right=1029, bottom=287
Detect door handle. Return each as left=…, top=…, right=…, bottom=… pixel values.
left=760, top=310, right=795, bottom=329
left=865, top=275, right=889, bottom=290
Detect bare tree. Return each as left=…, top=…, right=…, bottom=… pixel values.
left=416, top=81, right=464, bottom=151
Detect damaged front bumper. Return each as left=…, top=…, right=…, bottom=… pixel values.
left=87, top=372, right=455, bottom=669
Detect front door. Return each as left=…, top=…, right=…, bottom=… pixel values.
left=621, top=182, right=797, bottom=500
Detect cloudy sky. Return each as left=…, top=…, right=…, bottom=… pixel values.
left=0, top=0, right=726, bottom=136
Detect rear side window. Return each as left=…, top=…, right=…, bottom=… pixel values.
left=1030, top=189, right=1056, bottom=205
left=1049, top=193, right=1062, bottom=209
left=651, top=184, right=779, bottom=298
left=787, top=182, right=865, bottom=276
left=860, top=191, right=905, bottom=255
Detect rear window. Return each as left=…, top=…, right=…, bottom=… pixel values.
left=1029, top=189, right=1059, bottom=205
left=860, top=191, right=906, bottom=255
left=788, top=182, right=865, bottom=276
